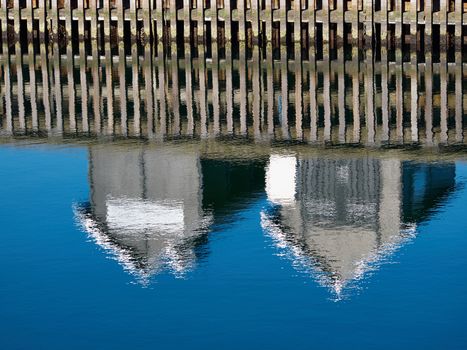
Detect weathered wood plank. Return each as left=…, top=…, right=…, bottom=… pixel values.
left=170, top=0, right=177, bottom=42
left=279, top=0, right=286, bottom=44
left=78, top=0, right=85, bottom=40
left=251, top=0, right=259, bottom=43
left=104, top=0, right=111, bottom=40
left=455, top=54, right=463, bottom=143
left=142, top=0, right=152, bottom=42
left=132, top=43, right=141, bottom=136
left=117, top=0, right=125, bottom=40
left=91, top=41, right=101, bottom=134
left=425, top=0, right=432, bottom=49
left=15, top=41, right=25, bottom=131
left=224, top=0, right=231, bottom=42
left=440, top=51, right=448, bottom=143
left=239, top=0, right=246, bottom=42
left=130, top=0, right=138, bottom=41
left=455, top=0, right=462, bottom=50
left=79, top=42, right=88, bottom=133
left=425, top=52, right=433, bottom=145
left=293, top=0, right=300, bottom=43
left=90, top=0, right=98, bottom=40
left=26, top=0, right=34, bottom=38
left=53, top=42, right=62, bottom=133
left=196, top=0, right=204, bottom=43
left=211, top=0, right=218, bottom=42
left=27, top=42, right=38, bottom=131
left=65, top=0, right=73, bottom=40
left=1, top=0, right=8, bottom=40
left=14, top=0, right=21, bottom=36
left=156, top=0, right=164, bottom=54
left=51, top=0, right=59, bottom=40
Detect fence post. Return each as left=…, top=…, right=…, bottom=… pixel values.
left=309, top=0, right=315, bottom=50
left=440, top=0, right=447, bottom=50
left=409, top=0, right=417, bottom=50
left=183, top=0, right=190, bottom=42
left=1, top=0, right=7, bottom=42
left=27, top=0, right=34, bottom=39
left=90, top=0, right=98, bottom=40
left=251, top=0, right=259, bottom=43
left=104, top=0, right=111, bottom=40
left=336, top=0, right=344, bottom=46
left=142, top=0, right=152, bottom=42
left=117, top=0, right=125, bottom=40
left=132, top=43, right=141, bottom=136
left=130, top=0, right=138, bottom=41
left=395, top=0, right=402, bottom=49
left=225, top=0, right=231, bottom=42
left=363, top=0, right=372, bottom=48
left=156, top=0, right=164, bottom=54
left=279, top=0, right=286, bottom=44
left=195, top=0, right=203, bottom=43
left=455, top=0, right=462, bottom=50
left=170, top=0, right=177, bottom=42
left=78, top=0, right=85, bottom=40
left=239, top=0, right=245, bottom=41
left=14, top=0, right=21, bottom=37
left=51, top=0, right=58, bottom=40
left=294, top=0, right=300, bottom=43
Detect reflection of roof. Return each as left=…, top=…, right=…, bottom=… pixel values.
left=262, top=155, right=456, bottom=299
left=261, top=209, right=417, bottom=297
left=75, top=200, right=212, bottom=283
left=75, top=146, right=212, bottom=283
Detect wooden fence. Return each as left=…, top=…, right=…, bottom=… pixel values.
left=0, top=41, right=465, bottom=146
left=1, top=0, right=467, bottom=50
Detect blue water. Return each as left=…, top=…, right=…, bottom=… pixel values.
left=1, top=144, right=466, bottom=349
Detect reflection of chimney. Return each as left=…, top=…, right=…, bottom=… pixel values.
left=265, top=155, right=297, bottom=206
left=262, top=155, right=406, bottom=298
left=76, top=145, right=210, bottom=282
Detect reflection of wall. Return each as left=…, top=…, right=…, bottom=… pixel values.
left=263, top=155, right=456, bottom=295
left=90, top=146, right=203, bottom=231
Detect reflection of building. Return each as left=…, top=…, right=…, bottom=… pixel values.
left=262, top=155, right=456, bottom=298
left=75, top=146, right=266, bottom=283
left=75, top=145, right=456, bottom=290
left=76, top=146, right=210, bottom=282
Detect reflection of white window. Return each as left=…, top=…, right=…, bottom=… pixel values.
left=107, top=197, right=185, bottom=235
left=266, top=155, right=297, bottom=205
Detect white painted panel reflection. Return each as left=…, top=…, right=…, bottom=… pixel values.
left=106, top=198, right=185, bottom=235
left=266, top=155, right=297, bottom=205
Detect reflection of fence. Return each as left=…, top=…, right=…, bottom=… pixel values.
left=1, top=0, right=466, bottom=48
left=0, top=42, right=465, bottom=146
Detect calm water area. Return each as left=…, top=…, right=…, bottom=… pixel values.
left=1, top=39, right=467, bottom=349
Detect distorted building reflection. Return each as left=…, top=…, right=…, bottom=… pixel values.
left=262, top=155, right=456, bottom=298
left=75, top=146, right=211, bottom=283
left=75, top=146, right=266, bottom=283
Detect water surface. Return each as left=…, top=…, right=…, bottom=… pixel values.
left=0, top=142, right=466, bottom=349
